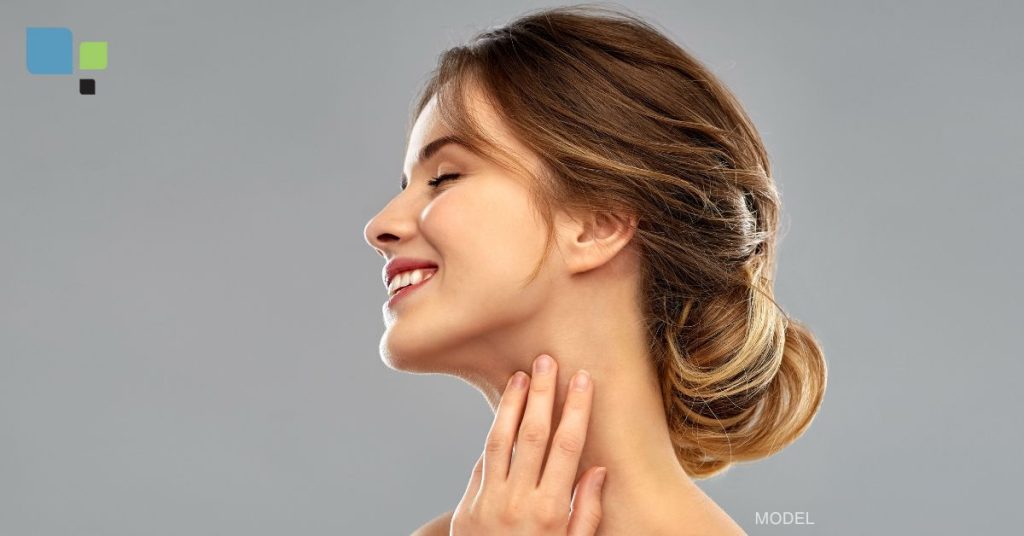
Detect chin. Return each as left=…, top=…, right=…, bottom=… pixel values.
left=378, top=328, right=444, bottom=374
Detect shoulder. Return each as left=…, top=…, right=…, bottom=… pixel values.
left=652, top=483, right=748, bottom=536
left=409, top=510, right=454, bottom=536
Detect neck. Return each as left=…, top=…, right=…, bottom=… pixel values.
left=459, top=270, right=714, bottom=533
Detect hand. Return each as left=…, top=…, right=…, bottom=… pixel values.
left=451, top=354, right=607, bottom=535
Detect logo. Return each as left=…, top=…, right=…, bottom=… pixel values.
left=26, top=27, right=108, bottom=95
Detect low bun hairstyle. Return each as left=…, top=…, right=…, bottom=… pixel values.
left=410, top=4, right=827, bottom=479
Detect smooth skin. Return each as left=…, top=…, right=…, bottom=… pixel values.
left=451, top=355, right=606, bottom=535
left=413, top=354, right=748, bottom=536
left=369, top=81, right=747, bottom=536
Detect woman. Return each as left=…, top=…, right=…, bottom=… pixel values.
left=363, top=5, right=827, bottom=535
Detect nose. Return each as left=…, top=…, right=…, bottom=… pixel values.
left=363, top=196, right=417, bottom=258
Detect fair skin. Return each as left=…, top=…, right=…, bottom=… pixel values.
left=363, top=83, right=747, bottom=535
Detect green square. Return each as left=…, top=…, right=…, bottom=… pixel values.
left=79, top=41, right=107, bottom=70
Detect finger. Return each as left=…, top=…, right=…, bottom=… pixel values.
left=482, top=370, right=530, bottom=485
left=457, top=453, right=484, bottom=508
left=567, top=466, right=607, bottom=536
left=539, top=369, right=594, bottom=494
left=509, top=354, right=558, bottom=486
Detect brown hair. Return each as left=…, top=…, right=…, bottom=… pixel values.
left=409, top=3, right=827, bottom=479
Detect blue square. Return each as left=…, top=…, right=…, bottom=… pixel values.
left=26, top=27, right=73, bottom=75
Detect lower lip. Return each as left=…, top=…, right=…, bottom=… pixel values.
left=386, top=272, right=435, bottom=309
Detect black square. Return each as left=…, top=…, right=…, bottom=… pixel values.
left=79, top=78, right=95, bottom=95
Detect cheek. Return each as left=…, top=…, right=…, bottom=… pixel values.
left=422, top=183, right=549, bottom=304
left=383, top=183, right=553, bottom=369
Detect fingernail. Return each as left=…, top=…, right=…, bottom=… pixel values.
left=535, top=354, right=553, bottom=373
left=594, top=467, right=607, bottom=491
left=572, top=370, right=590, bottom=391
left=512, top=371, right=527, bottom=389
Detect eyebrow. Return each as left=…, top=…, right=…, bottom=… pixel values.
left=400, top=135, right=472, bottom=190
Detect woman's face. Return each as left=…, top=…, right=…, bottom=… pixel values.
left=363, top=90, right=559, bottom=373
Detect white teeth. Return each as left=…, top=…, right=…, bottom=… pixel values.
left=387, top=268, right=437, bottom=295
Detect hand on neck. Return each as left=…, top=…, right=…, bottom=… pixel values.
left=467, top=271, right=698, bottom=504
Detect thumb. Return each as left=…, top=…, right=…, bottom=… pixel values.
left=567, top=466, right=607, bottom=536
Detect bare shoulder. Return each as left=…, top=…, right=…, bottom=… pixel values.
left=652, top=482, right=748, bottom=536
left=656, top=509, right=748, bottom=536
left=409, top=510, right=454, bottom=536
left=680, top=499, right=747, bottom=535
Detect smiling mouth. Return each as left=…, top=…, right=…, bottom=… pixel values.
left=387, top=268, right=438, bottom=297
left=386, top=269, right=437, bottom=306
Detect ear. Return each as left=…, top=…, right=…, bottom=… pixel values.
left=555, top=209, right=638, bottom=275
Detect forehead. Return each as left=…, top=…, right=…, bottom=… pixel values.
left=403, top=96, right=450, bottom=172
left=402, top=83, right=536, bottom=179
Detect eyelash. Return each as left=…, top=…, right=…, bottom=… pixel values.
left=427, top=173, right=461, bottom=188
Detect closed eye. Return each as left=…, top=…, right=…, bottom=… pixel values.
left=427, top=173, right=461, bottom=188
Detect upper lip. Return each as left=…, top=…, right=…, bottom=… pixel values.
left=383, top=257, right=439, bottom=288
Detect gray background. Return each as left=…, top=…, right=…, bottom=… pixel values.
left=2, top=1, right=1021, bottom=534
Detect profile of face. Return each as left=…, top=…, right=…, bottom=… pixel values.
left=363, top=87, right=564, bottom=376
